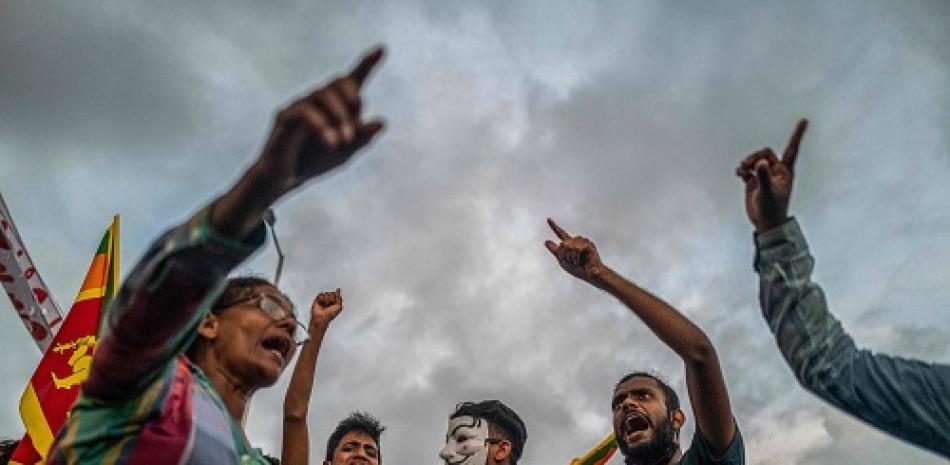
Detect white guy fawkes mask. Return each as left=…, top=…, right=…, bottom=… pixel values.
left=439, top=415, right=491, bottom=465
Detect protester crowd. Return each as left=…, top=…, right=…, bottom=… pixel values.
left=2, top=45, right=947, bottom=465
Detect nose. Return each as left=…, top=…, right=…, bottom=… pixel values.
left=620, top=396, right=642, bottom=412
left=439, top=444, right=454, bottom=462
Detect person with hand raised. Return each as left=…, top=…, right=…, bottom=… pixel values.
left=47, top=47, right=386, bottom=465
left=282, top=289, right=346, bottom=465
left=545, top=220, right=744, bottom=465
left=736, top=119, right=950, bottom=458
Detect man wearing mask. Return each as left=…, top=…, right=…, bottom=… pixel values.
left=440, top=400, right=527, bottom=465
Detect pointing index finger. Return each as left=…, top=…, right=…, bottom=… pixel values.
left=348, top=47, right=385, bottom=87
left=547, top=218, right=571, bottom=240
left=782, top=118, right=808, bottom=169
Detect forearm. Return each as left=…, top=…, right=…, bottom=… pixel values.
left=756, top=219, right=851, bottom=391
left=85, top=204, right=265, bottom=400
left=281, top=424, right=309, bottom=465
left=210, top=161, right=283, bottom=242
left=598, top=268, right=716, bottom=364
left=284, top=325, right=327, bottom=420
left=756, top=218, right=950, bottom=457
left=281, top=325, right=328, bottom=465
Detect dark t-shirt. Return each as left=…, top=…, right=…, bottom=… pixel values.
left=677, top=426, right=744, bottom=465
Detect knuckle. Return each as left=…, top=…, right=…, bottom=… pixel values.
left=339, top=80, right=360, bottom=101
left=276, top=106, right=297, bottom=125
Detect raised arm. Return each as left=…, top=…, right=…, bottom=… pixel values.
left=544, top=220, right=736, bottom=454
left=84, top=48, right=386, bottom=401
left=737, top=120, right=950, bottom=457
left=282, top=289, right=344, bottom=465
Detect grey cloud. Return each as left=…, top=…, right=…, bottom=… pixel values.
left=2, top=2, right=949, bottom=465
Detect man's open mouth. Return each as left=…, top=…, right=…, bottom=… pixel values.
left=623, top=413, right=651, bottom=437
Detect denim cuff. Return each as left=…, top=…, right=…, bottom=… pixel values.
left=753, top=217, right=807, bottom=272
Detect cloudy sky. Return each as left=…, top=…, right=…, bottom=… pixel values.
left=2, top=1, right=949, bottom=464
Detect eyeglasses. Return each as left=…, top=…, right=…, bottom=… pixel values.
left=239, top=293, right=310, bottom=345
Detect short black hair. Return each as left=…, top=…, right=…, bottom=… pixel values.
left=325, top=412, right=385, bottom=463
left=615, top=371, right=680, bottom=413
left=450, top=400, right=527, bottom=465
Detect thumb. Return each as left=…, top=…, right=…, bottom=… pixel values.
left=355, top=119, right=385, bottom=147
left=755, top=160, right=774, bottom=199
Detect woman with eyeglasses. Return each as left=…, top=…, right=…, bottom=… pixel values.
left=45, top=47, right=386, bottom=465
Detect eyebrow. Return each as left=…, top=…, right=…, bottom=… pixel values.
left=450, top=417, right=480, bottom=436
left=344, top=441, right=377, bottom=450
left=613, top=387, right=655, bottom=402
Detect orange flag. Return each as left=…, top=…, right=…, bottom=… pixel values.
left=9, top=217, right=119, bottom=465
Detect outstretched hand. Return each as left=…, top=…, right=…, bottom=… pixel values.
left=309, top=288, right=343, bottom=331
left=736, top=119, right=807, bottom=233
left=544, top=218, right=610, bottom=288
left=257, top=47, right=386, bottom=197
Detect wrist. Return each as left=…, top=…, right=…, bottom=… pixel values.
left=307, top=320, right=332, bottom=334
left=589, top=264, right=617, bottom=290
left=242, top=161, right=285, bottom=206
left=754, top=216, right=791, bottom=234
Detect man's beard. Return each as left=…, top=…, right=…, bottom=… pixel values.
left=619, top=415, right=678, bottom=465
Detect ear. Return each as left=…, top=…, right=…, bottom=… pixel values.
left=670, top=408, right=686, bottom=433
left=491, top=440, right=512, bottom=465
left=197, top=313, right=220, bottom=341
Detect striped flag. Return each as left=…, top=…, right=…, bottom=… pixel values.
left=9, top=217, right=120, bottom=465
left=0, top=193, right=65, bottom=352
left=570, top=433, right=618, bottom=465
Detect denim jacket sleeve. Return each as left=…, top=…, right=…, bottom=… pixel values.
left=83, top=205, right=266, bottom=401
left=754, top=218, right=950, bottom=458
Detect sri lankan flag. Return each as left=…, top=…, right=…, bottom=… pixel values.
left=10, top=217, right=119, bottom=465
left=570, top=433, right=618, bottom=465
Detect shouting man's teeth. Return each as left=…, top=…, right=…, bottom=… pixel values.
left=624, top=415, right=650, bottom=435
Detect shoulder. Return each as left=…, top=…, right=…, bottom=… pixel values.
left=680, top=425, right=745, bottom=465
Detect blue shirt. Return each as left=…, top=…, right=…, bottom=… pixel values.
left=755, top=218, right=950, bottom=458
